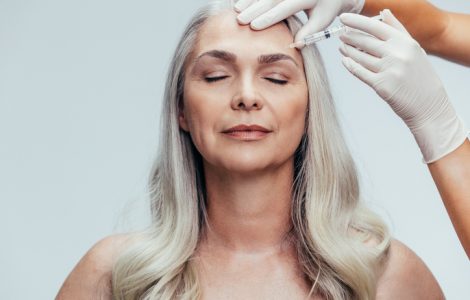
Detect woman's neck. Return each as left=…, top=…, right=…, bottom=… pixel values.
left=200, top=158, right=296, bottom=256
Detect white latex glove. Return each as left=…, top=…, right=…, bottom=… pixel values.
left=339, top=9, right=470, bottom=164
left=234, top=0, right=365, bottom=46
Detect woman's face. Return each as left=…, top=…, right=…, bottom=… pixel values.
left=180, top=10, right=308, bottom=174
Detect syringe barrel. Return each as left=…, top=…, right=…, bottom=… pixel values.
left=303, top=25, right=349, bottom=45
left=302, top=14, right=382, bottom=46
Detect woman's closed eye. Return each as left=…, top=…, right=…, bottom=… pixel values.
left=265, top=77, right=288, bottom=85
left=204, top=76, right=288, bottom=85
left=204, top=76, right=229, bottom=83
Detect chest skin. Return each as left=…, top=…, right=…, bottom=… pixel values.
left=193, top=244, right=323, bottom=300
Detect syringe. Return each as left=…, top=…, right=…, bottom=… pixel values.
left=289, top=14, right=384, bottom=48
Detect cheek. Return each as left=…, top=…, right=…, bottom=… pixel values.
left=272, top=84, right=308, bottom=131
left=270, top=84, right=308, bottom=158
left=182, top=84, right=225, bottom=146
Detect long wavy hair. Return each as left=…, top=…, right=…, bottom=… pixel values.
left=112, top=0, right=391, bottom=299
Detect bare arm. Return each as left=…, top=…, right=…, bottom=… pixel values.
left=362, top=0, right=470, bottom=66
left=376, top=239, right=444, bottom=299
left=55, top=234, right=129, bottom=300
left=427, top=138, right=470, bottom=259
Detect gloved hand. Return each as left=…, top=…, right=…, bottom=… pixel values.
left=339, top=9, right=470, bottom=164
left=234, top=0, right=365, bottom=47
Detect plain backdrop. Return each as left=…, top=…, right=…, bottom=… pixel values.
left=1, top=0, right=469, bottom=299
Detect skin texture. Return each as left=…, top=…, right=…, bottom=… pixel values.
left=362, top=0, right=470, bottom=66
left=427, top=138, right=470, bottom=259
left=55, top=9, right=445, bottom=300
left=55, top=234, right=130, bottom=300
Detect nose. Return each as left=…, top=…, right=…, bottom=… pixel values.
left=230, top=75, right=264, bottom=111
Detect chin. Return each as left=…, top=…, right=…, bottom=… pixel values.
left=199, top=144, right=295, bottom=174
left=223, top=161, right=271, bottom=174
left=215, top=154, right=288, bottom=174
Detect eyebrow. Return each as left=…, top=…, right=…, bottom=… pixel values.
left=193, top=49, right=299, bottom=68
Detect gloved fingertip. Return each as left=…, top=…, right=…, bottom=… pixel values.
left=293, top=33, right=304, bottom=43
left=341, top=56, right=352, bottom=69
left=251, top=19, right=267, bottom=30
left=338, top=32, right=346, bottom=41
left=236, top=14, right=248, bottom=25
left=380, top=8, right=410, bottom=34
left=233, top=0, right=246, bottom=12
left=379, top=8, right=390, bottom=22
left=289, top=40, right=305, bottom=49
left=338, top=43, right=347, bottom=56
left=383, top=8, right=392, bottom=16
left=339, top=13, right=353, bottom=22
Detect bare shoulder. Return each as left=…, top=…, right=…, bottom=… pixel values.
left=376, top=239, right=445, bottom=300
left=55, top=233, right=135, bottom=300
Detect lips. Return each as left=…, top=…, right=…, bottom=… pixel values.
left=222, top=124, right=272, bottom=133
left=222, top=124, right=272, bottom=141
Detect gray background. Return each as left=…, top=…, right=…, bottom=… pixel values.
left=1, top=0, right=469, bottom=299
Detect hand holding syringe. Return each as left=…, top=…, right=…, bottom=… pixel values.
left=289, top=14, right=384, bottom=48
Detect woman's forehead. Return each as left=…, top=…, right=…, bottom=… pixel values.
left=193, top=10, right=303, bottom=65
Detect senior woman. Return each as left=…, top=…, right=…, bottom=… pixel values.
left=56, top=0, right=444, bottom=299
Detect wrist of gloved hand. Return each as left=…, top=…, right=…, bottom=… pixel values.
left=407, top=97, right=470, bottom=164
left=391, top=81, right=470, bottom=164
